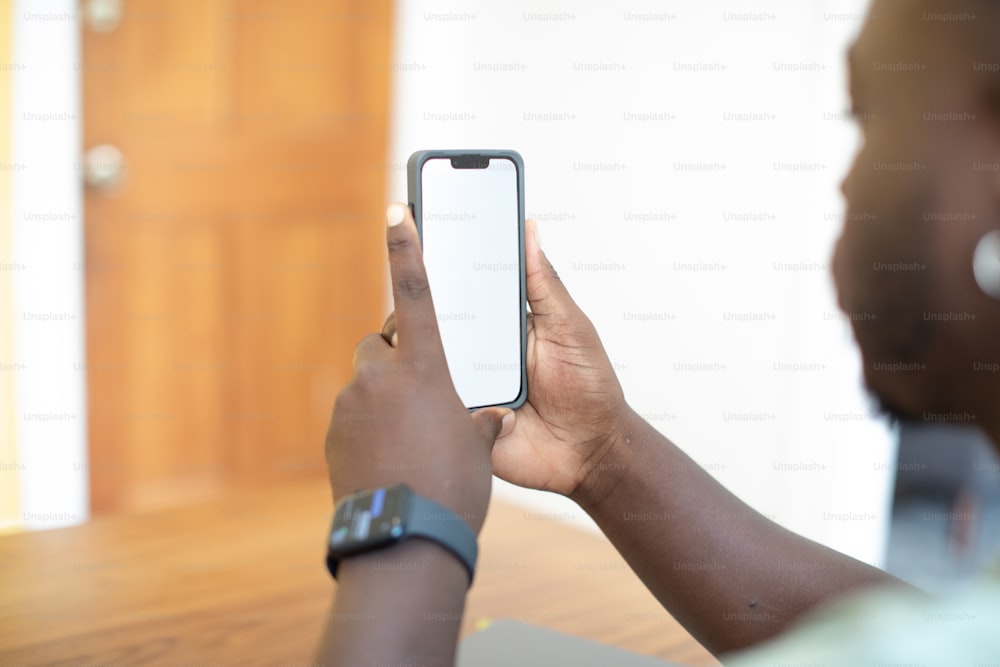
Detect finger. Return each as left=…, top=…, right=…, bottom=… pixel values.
left=385, top=202, right=443, bottom=357
left=352, top=332, right=392, bottom=372
left=380, top=311, right=398, bottom=348
left=471, top=407, right=515, bottom=447
left=525, top=218, right=580, bottom=319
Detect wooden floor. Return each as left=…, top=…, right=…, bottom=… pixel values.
left=0, top=479, right=718, bottom=666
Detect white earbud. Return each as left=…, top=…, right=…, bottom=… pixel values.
left=973, top=229, right=1000, bottom=299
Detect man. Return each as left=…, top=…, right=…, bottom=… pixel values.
left=317, top=0, right=1000, bottom=663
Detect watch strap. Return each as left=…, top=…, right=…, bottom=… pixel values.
left=405, top=493, right=478, bottom=585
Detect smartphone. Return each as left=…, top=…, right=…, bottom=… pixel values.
left=407, top=149, right=528, bottom=410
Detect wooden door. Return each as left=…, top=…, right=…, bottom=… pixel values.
left=83, top=0, right=392, bottom=514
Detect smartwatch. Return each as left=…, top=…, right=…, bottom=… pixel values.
left=326, top=483, right=478, bottom=586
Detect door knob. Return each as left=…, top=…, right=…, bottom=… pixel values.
left=84, top=0, right=122, bottom=33
left=83, top=144, right=127, bottom=194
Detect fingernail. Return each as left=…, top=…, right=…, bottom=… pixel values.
left=386, top=203, right=406, bottom=227
left=531, top=219, right=541, bottom=248
left=391, top=331, right=398, bottom=347
left=499, top=411, right=515, bottom=438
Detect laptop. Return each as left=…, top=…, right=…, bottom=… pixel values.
left=458, top=618, right=690, bottom=667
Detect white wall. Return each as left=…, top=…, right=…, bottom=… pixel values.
left=389, top=0, right=896, bottom=566
left=11, top=1, right=88, bottom=528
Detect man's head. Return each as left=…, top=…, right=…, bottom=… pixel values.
left=832, top=0, right=1000, bottom=441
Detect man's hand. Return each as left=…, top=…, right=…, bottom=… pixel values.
left=324, top=203, right=514, bottom=534
left=490, top=219, right=631, bottom=508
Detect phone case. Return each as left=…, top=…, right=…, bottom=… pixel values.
left=407, top=150, right=528, bottom=410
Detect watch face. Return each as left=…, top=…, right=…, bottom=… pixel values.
left=330, top=485, right=410, bottom=554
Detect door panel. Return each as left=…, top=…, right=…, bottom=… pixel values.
left=83, top=0, right=391, bottom=514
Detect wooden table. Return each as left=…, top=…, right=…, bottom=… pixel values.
left=0, top=480, right=718, bottom=666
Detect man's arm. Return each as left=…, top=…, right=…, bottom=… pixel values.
left=578, top=405, right=907, bottom=655
left=317, top=203, right=512, bottom=665
left=315, top=539, right=469, bottom=666
left=489, top=220, right=909, bottom=656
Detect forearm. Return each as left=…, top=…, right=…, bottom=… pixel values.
left=316, top=539, right=469, bottom=666
left=577, top=406, right=905, bottom=655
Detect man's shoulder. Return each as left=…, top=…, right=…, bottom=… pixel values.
left=725, top=575, right=1000, bottom=665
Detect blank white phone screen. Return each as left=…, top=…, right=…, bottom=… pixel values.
left=420, top=157, right=522, bottom=408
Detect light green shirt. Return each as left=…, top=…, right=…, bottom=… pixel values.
left=726, top=568, right=1000, bottom=666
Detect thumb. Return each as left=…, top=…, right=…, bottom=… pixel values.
left=525, top=218, right=579, bottom=319
left=471, top=407, right=515, bottom=446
